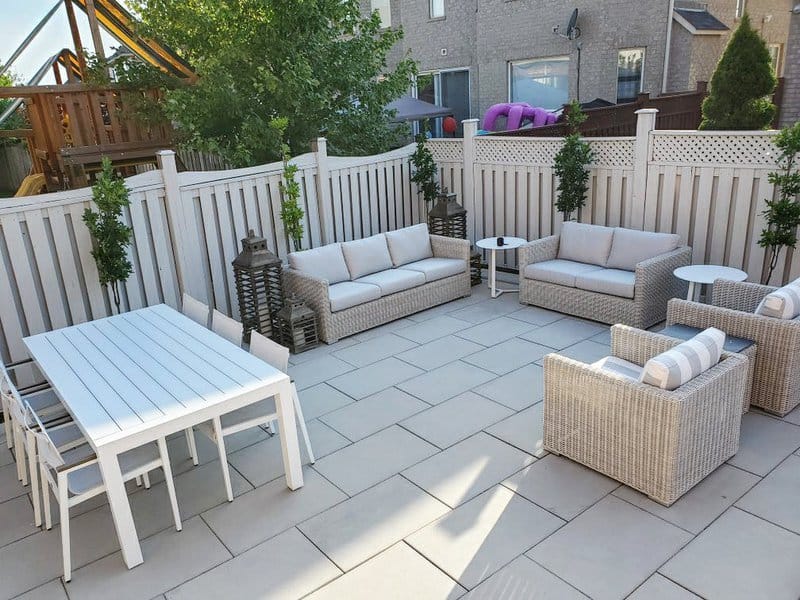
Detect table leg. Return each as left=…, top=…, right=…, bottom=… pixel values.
left=687, top=281, right=696, bottom=301
left=489, top=250, right=497, bottom=298
left=275, top=379, right=304, bottom=490
left=97, top=448, right=143, bottom=568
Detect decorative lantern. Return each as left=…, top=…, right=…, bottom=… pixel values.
left=427, top=188, right=467, bottom=239
left=470, top=248, right=482, bottom=286
left=232, top=230, right=283, bottom=342
left=277, top=295, right=319, bottom=354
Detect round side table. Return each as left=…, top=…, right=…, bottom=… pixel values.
left=476, top=236, right=527, bottom=298
left=673, top=265, right=748, bottom=302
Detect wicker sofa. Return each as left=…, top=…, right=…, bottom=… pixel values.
left=667, top=279, right=800, bottom=416
left=543, top=325, right=748, bottom=506
left=283, top=224, right=471, bottom=343
left=519, top=222, right=691, bottom=329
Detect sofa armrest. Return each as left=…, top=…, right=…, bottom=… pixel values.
left=519, top=235, right=559, bottom=270
left=634, top=246, right=692, bottom=293
left=282, top=269, right=330, bottom=319
left=430, top=235, right=470, bottom=261
left=711, top=279, right=776, bottom=313
left=610, top=324, right=682, bottom=365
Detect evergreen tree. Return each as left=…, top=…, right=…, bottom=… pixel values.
left=700, top=13, right=777, bottom=130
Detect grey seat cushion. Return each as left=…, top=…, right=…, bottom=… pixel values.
left=606, top=228, right=681, bottom=271
left=67, top=443, right=160, bottom=496
left=328, top=281, right=382, bottom=312
left=575, top=268, right=636, bottom=299
left=523, top=259, right=604, bottom=287
left=341, top=234, right=394, bottom=279
left=398, top=257, right=465, bottom=282
left=384, top=224, right=433, bottom=267
left=557, top=221, right=615, bottom=266
left=356, top=269, right=426, bottom=295
left=593, top=356, right=644, bottom=382
left=288, top=243, right=350, bottom=284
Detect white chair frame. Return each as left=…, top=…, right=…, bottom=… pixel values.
left=211, top=309, right=244, bottom=347
left=181, top=293, right=211, bottom=329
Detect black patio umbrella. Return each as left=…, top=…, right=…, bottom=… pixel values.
left=386, top=96, right=452, bottom=122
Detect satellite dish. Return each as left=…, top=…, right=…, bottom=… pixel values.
left=554, top=8, right=581, bottom=40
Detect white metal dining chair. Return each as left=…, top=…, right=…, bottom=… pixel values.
left=211, top=309, right=244, bottom=346
left=182, top=293, right=210, bottom=328
left=32, top=406, right=182, bottom=582
left=190, top=330, right=315, bottom=502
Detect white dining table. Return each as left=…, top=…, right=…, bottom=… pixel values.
left=23, top=303, right=302, bottom=569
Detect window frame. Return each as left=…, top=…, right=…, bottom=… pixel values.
left=736, top=0, right=746, bottom=18
left=370, top=0, right=391, bottom=28
left=767, top=43, right=782, bottom=74
left=507, top=55, right=571, bottom=110
left=412, top=67, right=471, bottom=136
left=429, top=0, right=445, bottom=19
left=616, top=47, right=646, bottom=104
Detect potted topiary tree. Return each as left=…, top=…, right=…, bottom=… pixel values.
left=553, top=101, right=594, bottom=221
left=410, top=122, right=440, bottom=206
left=758, top=121, right=800, bottom=285
left=82, top=157, right=133, bottom=314
left=279, top=139, right=305, bottom=251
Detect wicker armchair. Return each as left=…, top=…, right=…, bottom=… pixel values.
left=543, top=325, right=748, bottom=506
left=519, top=235, right=691, bottom=329
left=666, top=279, right=800, bottom=416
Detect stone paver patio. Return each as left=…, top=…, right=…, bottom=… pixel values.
left=3, top=283, right=800, bottom=599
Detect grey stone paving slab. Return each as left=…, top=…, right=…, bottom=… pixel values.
left=297, top=383, right=355, bottom=420
left=506, top=305, right=564, bottom=326
left=0, top=462, right=28, bottom=503
left=473, top=363, right=544, bottom=410
left=727, top=412, right=800, bottom=476
left=397, top=360, right=496, bottom=405
left=462, top=338, right=551, bottom=375
left=406, top=293, right=486, bottom=323
left=520, top=318, right=608, bottom=350
left=590, top=328, right=612, bottom=345
left=299, top=476, right=449, bottom=571
left=67, top=516, right=231, bottom=600
left=165, top=426, right=267, bottom=478
left=504, top=455, right=619, bottom=520
left=462, top=555, right=588, bottom=599
left=320, top=387, right=428, bottom=441
left=396, top=336, right=484, bottom=370
left=407, top=485, right=564, bottom=590
left=393, top=315, right=473, bottom=344
left=455, top=316, right=537, bottom=347
left=201, top=468, right=347, bottom=555
left=327, top=357, right=424, bottom=399
left=12, top=580, right=68, bottom=600
left=782, top=404, right=800, bottom=426
left=448, top=299, right=520, bottom=324
left=306, top=542, right=466, bottom=600
left=288, top=337, right=359, bottom=365
left=736, top=454, right=800, bottom=534
left=614, top=464, right=759, bottom=534
left=313, top=426, right=438, bottom=496
left=0, top=495, right=38, bottom=548
left=289, top=354, right=354, bottom=390
left=661, top=508, right=800, bottom=600
left=555, top=340, right=611, bottom=364
left=349, top=318, right=416, bottom=341
left=227, top=420, right=350, bottom=487
left=166, top=527, right=340, bottom=600
left=332, top=333, right=418, bottom=367
left=403, top=432, right=535, bottom=507
left=528, top=496, right=692, bottom=600
left=628, top=574, right=701, bottom=599
left=401, top=392, right=513, bottom=449
left=485, top=402, right=545, bottom=456
left=0, top=442, right=13, bottom=468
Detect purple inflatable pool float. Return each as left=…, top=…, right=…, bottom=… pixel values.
left=483, top=102, right=558, bottom=131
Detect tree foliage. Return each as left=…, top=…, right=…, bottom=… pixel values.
left=554, top=101, right=593, bottom=221
left=700, top=13, right=776, bottom=130
left=0, top=71, right=29, bottom=146
left=410, top=124, right=439, bottom=205
left=758, top=121, right=800, bottom=284
left=128, top=0, right=416, bottom=166
left=83, top=158, right=133, bottom=313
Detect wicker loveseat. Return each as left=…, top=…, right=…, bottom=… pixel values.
left=543, top=325, right=748, bottom=506
left=519, top=222, right=691, bottom=329
left=667, top=279, right=800, bottom=416
left=283, top=224, right=471, bottom=343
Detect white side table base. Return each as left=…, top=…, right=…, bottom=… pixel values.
left=487, top=249, right=519, bottom=298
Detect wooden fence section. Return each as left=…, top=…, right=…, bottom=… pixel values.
left=0, top=145, right=32, bottom=194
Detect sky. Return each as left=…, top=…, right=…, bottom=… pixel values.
left=1, top=0, right=126, bottom=84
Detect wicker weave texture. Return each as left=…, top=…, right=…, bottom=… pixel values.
left=667, top=281, right=800, bottom=416
left=518, top=235, right=691, bottom=329
left=283, top=235, right=471, bottom=343
left=544, top=325, right=747, bottom=506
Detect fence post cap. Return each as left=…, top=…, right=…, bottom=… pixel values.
left=634, top=108, right=659, bottom=115
left=461, top=118, right=480, bottom=124
left=155, top=149, right=176, bottom=156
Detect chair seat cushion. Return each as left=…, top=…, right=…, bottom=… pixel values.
left=356, top=269, right=426, bottom=295
left=640, top=327, right=725, bottom=391
left=523, top=259, right=604, bottom=287
left=49, top=423, right=85, bottom=451
left=385, top=224, right=433, bottom=266
left=220, top=398, right=277, bottom=430
left=288, top=243, right=350, bottom=284
left=575, top=268, right=636, bottom=299
left=341, top=234, right=394, bottom=279
left=593, top=356, right=643, bottom=382
left=328, top=281, right=382, bottom=312
left=397, top=257, right=466, bottom=282
left=557, top=221, right=615, bottom=266
left=67, top=443, right=160, bottom=496
left=755, top=278, right=800, bottom=319
left=606, top=228, right=681, bottom=271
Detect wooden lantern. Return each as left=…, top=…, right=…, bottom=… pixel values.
left=277, top=295, right=319, bottom=354
left=427, top=188, right=467, bottom=239
left=232, top=230, right=283, bottom=342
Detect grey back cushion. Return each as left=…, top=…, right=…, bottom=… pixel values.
left=755, top=278, right=800, bottom=319
left=606, top=228, right=681, bottom=272
left=341, top=234, right=394, bottom=279
left=557, top=221, right=615, bottom=266
left=288, top=243, right=351, bottom=284
left=385, top=224, right=433, bottom=267
left=640, top=327, right=725, bottom=391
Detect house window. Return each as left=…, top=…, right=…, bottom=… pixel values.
left=416, top=69, right=470, bottom=135
left=370, top=0, right=391, bottom=28
left=509, top=56, right=570, bottom=110
left=736, top=0, right=746, bottom=18
left=617, top=48, right=645, bottom=104
left=430, top=0, right=445, bottom=19
left=768, top=43, right=782, bottom=74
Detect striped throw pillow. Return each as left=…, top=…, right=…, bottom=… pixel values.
left=755, top=279, right=800, bottom=319
left=640, top=328, right=726, bottom=391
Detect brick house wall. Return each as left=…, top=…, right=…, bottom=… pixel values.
left=780, top=9, right=799, bottom=125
